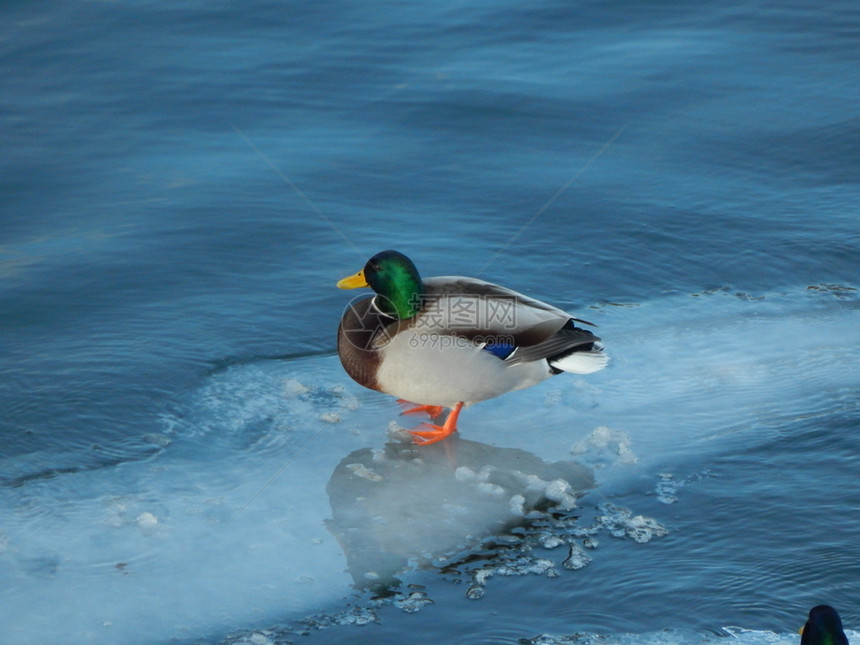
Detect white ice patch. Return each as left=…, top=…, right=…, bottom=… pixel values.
left=467, top=286, right=860, bottom=494
left=523, top=628, right=860, bottom=645
left=0, top=361, right=382, bottom=645
left=570, top=425, right=637, bottom=467
left=393, top=591, right=434, bottom=613
left=325, top=439, right=593, bottom=590
left=463, top=552, right=562, bottom=601
left=345, top=463, right=383, bottom=482
left=509, top=493, right=527, bottom=517
left=561, top=542, right=592, bottom=570
left=594, top=504, right=668, bottom=543
left=1, top=285, right=856, bottom=645
left=135, top=511, right=159, bottom=536
left=654, top=471, right=712, bottom=504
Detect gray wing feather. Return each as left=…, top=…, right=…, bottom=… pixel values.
left=505, top=327, right=601, bottom=365
left=420, top=276, right=595, bottom=348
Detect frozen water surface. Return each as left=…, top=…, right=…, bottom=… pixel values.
left=523, top=628, right=860, bottom=645
left=1, top=285, right=856, bottom=644
left=2, top=0, right=857, bottom=640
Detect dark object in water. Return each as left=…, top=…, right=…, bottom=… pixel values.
left=801, top=605, right=849, bottom=645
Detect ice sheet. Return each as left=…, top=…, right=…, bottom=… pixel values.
left=1, top=285, right=856, bottom=644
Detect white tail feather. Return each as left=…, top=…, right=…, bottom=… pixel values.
left=549, top=349, right=609, bottom=374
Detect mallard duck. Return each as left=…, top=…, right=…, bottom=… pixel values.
left=337, top=250, right=607, bottom=445
left=801, top=605, right=849, bottom=645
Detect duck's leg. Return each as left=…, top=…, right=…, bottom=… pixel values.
left=408, top=401, right=464, bottom=445
left=397, top=399, right=445, bottom=419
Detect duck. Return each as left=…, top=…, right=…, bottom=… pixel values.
left=801, top=605, right=850, bottom=645
left=336, top=250, right=607, bottom=445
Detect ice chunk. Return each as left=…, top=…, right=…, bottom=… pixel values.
left=293, top=604, right=381, bottom=635
left=543, top=478, right=578, bottom=511
left=509, top=494, right=526, bottom=517
left=520, top=626, right=851, bottom=645
left=283, top=378, right=311, bottom=397
left=477, top=482, right=505, bottom=497
left=594, top=504, right=668, bottom=543
left=473, top=568, right=494, bottom=586
left=496, top=556, right=557, bottom=578
left=135, top=512, right=159, bottom=536
left=538, top=532, right=565, bottom=549
left=454, top=466, right=477, bottom=482
left=325, top=437, right=593, bottom=590
left=465, top=583, right=485, bottom=599
left=562, top=542, right=591, bottom=570
left=656, top=473, right=680, bottom=504
left=345, top=463, right=383, bottom=482
left=463, top=551, right=562, bottom=600
left=386, top=420, right=409, bottom=440
left=570, top=425, right=637, bottom=467
left=544, top=479, right=570, bottom=502
left=221, top=631, right=277, bottom=645
left=393, top=591, right=433, bottom=613
left=326, top=606, right=378, bottom=626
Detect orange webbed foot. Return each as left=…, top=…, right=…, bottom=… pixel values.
left=407, top=402, right=464, bottom=446
left=398, top=400, right=446, bottom=419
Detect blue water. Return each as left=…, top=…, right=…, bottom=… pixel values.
left=1, top=1, right=858, bottom=643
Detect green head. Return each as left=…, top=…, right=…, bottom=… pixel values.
left=801, top=605, right=849, bottom=645
left=337, top=250, right=423, bottom=319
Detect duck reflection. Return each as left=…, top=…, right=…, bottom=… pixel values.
left=325, top=435, right=593, bottom=592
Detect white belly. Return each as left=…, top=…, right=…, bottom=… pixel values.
left=374, top=331, right=553, bottom=408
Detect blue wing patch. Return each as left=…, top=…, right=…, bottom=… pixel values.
left=482, top=339, right=516, bottom=360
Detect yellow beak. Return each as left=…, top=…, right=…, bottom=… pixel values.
left=337, top=269, right=369, bottom=289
